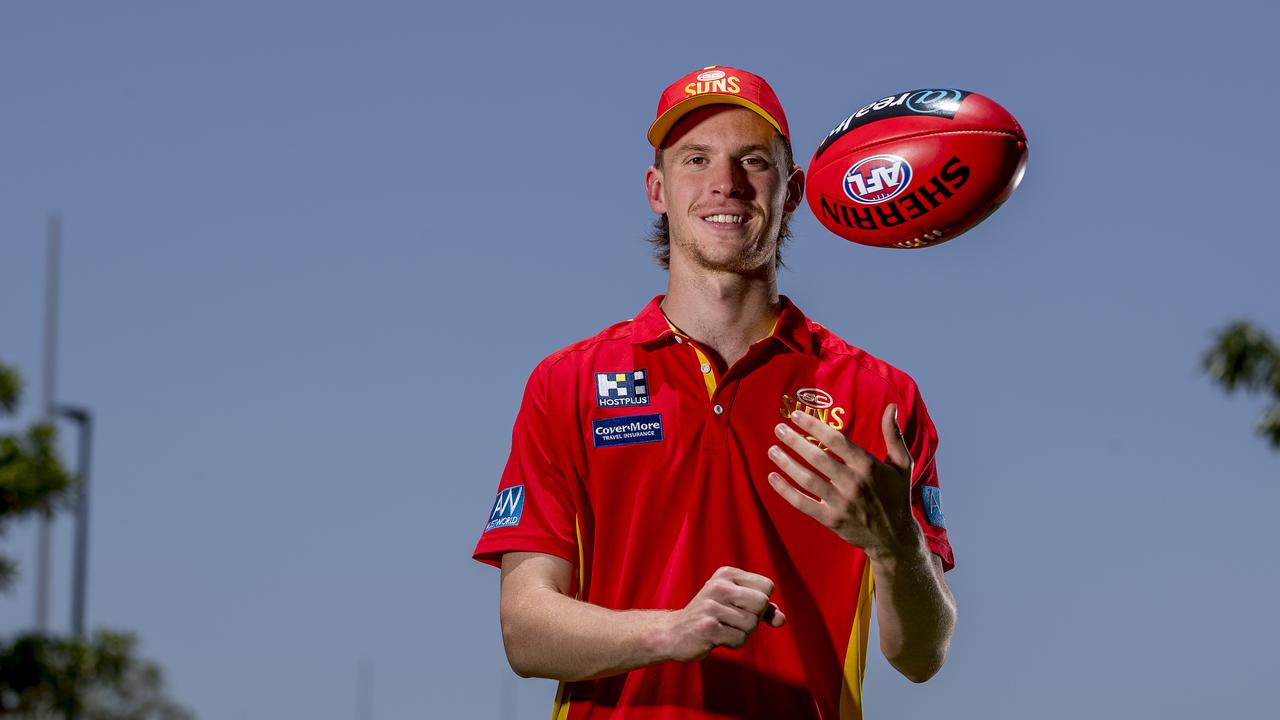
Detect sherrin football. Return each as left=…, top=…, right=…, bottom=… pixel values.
left=806, top=89, right=1027, bottom=249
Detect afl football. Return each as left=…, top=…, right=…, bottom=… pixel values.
left=806, top=89, right=1027, bottom=249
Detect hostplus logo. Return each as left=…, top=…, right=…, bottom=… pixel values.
left=596, top=370, right=650, bottom=407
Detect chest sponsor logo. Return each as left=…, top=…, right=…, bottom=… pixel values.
left=485, top=485, right=524, bottom=532
left=921, top=486, right=946, bottom=528
left=779, top=387, right=848, bottom=431
left=596, top=369, right=649, bottom=407
left=592, top=413, right=663, bottom=449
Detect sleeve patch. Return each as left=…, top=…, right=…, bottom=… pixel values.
left=921, top=485, right=945, bottom=528
left=485, top=485, right=525, bottom=532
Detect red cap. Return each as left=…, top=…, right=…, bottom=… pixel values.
left=648, top=65, right=790, bottom=149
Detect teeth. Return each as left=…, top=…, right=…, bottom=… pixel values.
left=703, top=214, right=744, bottom=224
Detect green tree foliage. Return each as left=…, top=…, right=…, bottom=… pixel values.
left=0, top=631, right=192, bottom=719
left=1203, top=321, right=1280, bottom=449
left=0, top=362, right=74, bottom=593
left=0, top=361, right=192, bottom=719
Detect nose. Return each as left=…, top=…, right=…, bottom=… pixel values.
left=709, top=159, right=746, bottom=197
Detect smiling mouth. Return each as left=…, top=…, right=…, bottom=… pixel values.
left=702, top=214, right=748, bottom=225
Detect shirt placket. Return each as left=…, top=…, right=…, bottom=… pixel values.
left=671, top=334, right=736, bottom=450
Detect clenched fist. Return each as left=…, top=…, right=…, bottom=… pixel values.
left=659, top=566, right=786, bottom=662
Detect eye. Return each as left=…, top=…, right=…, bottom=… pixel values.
left=685, top=155, right=708, bottom=165
left=742, top=156, right=769, bottom=169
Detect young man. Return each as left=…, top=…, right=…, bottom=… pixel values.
left=473, top=65, right=956, bottom=720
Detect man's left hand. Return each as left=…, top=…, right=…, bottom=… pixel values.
left=766, top=404, right=924, bottom=561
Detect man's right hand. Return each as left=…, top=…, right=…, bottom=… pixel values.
left=660, top=566, right=786, bottom=662
left=500, top=554, right=785, bottom=680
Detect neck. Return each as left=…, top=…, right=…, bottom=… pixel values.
left=661, top=261, right=780, bottom=369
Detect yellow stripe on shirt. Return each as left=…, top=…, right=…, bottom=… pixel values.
left=551, top=515, right=587, bottom=720
left=839, top=563, right=875, bottom=720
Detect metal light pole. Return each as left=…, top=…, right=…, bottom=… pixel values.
left=56, top=405, right=92, bottom=639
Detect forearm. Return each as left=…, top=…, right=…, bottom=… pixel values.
left=869, top=530, right=956, bottom=683
left=501, top=585, right=673, bottom=681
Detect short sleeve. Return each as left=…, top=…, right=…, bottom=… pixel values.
left=899, top=380, right=954, bottom=571
left=472, top=364, right=580, bottom=569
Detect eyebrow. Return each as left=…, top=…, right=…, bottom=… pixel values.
left=671, top=142, right=775, bottom=156
left=671, top=143, right=713, bottom=155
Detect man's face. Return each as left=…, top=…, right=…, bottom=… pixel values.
left=646, top=106, right=804, bottom=275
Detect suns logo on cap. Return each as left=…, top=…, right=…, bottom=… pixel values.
left=684, top=74, right=741, bottom=97
left=843, top=154, right=913, bottom=205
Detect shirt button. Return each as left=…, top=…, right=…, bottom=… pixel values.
left=713, top=404, right=724, bottom=415
left=700, top=363, right=711, bottom=374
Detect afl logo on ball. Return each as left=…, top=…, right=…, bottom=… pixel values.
left=697, top=69, right=726, bottom=82
left=842, top=154, right=912, bottom=205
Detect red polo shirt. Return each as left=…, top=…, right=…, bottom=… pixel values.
left=473, top=295, right=953, bottom=720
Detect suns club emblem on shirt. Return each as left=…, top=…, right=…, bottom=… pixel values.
left=596, top=370, right=650, bottom=407
left=779, top=387, right=848, bottom=430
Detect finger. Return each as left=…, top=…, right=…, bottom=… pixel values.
left=767, top=471, right=829, bottom=525
left=715, top=583, right=771, bottom=616
left=716, top=625, right=749, bottom=650
left=767, top=444, right=835, bottom=503
left=708, top=598, right=760, bottom=633
left=773, top=421, right=846, bottom=481
left=720, top=568, right=775, bottom=598
left=788, top=410, right=875, bottom=468
left=762, top=602, right=786, bottom=628
left=880, top=403, right=914, bottom=474
left=711, top=565, right=744, bottom=581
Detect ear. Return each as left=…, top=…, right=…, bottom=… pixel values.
left=645, top=164, right=667, bottom=214
left=783, top=164, right=805, bottom=213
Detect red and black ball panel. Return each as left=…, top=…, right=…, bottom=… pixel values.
left=806, top=89, right=1027, bottom=249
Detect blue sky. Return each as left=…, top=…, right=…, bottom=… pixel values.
left=2, top=1, right=1278, bottom=718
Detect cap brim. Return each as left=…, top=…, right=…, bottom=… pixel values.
left=647, top=94, right=785, bottom=148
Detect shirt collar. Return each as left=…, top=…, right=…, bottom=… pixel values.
left=628, top=294, right=814, bottom=355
